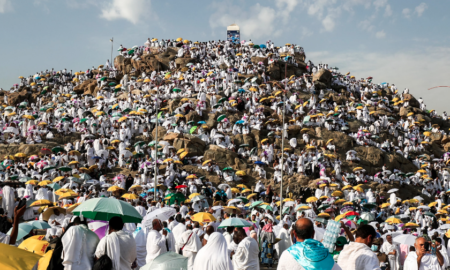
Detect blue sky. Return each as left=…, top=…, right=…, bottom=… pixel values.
left=1, top=0, right=450, bottom=112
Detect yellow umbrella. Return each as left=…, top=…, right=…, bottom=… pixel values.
left=247, top=193, right=257, bottom=200
left=177, top=148, right=185, bottom=154
left=189, top=193, right=201, bottom=199
left=409, top=207, right=417, bottom=211
left=334, top=199, right=346, bottom=204
left=18, top=236, right=50, bottom=256
left=122, top=193, right=139, bottom=200
left=68, top=161, right=79, bottom=165
left=54, top=188, right=73, bottom=196
left=66, top=203, right=81, bottom=214
left=353, top=186, right=364, bottom=192
left=404, top=222, right=420, bottom=228
left=180, top=152, right=188, bottom=159
left=331, top=191, right=343, bottom=197
left=118, top=116, right=128, bottom=122
left=230, top=188, right=240, bottom=193
left=202, top=160, right=212, bottom=166
left=236, top=170, right=246, bottom=176
left=318, top=213, right=330, bottom=218
left=191, top=212, right=217, bottom=223
left=25, top=180, right=39, bottom=185
left=176, top=37, right=183, bottom=42
left=30, top=200, right=53, bottom=207
left=22, top=115, right=35, bottom=120
left=107, top=186, right=123, bottom=192
left=38, top=122, right=47, bottom=126
left=163, top=158, right=174, bottom=163
left=297, top=205, right=311, bottom=210
left=385, top=217, right=402, bottom=224
left=335, top=214, right=346, bottom=221
left=0, top=243, right=42, bottom=270
left=236, top=184, right=249, bottom=189
left=306, top=197, right=318, bottom=203
left=241, top=189, right=252, bottom=193
left=342, top=185, right=353, bottom=190
left=343, top=202, right=354, bottom=206
left=14, top=153, right=27, bottom=158
left=52, top=176, right=65, bottom=183
left=186, top=174, right=197, bottom=179
left=429, top=202, right=438, bottom=207
left=38, top=180, right=52, bottom=186
left=381, top=203, right=391, bottom=209
left=58, top=192, right=79, bottom=200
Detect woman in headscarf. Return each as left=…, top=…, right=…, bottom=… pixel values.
left=260, top=219, right=276, bottom=268
left=193, top=232, right=233, bottom=270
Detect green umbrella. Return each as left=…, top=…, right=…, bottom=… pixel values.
left=80, top=118, right=88, bottom=123
left=141, top=252, right=187, bottom=270
left=217, top=114, right=227, bottom=122
left=172, top=88, right=181, bottom=92
left=127, top=49, right=135, bottom=55
left=362, top=203, right=377, bottom=209
left=47, top=182, right=61, bottom=191
left=0, top=164, right=6, bottom=171
left=218, top=218, right=254, bottom=228
left=108, top=82, right=116, bottom=86
left=100, top=77, right=107, bottom=81
left=157, top=111, right=163, bottom=119
left=134, top=153, right=145, bottom=158
left=122, top=108, right=132, bottom=113
left=52, top=146, right=65, bottom=153
left=19, top=176, right=33, bottom=183
left=79, top=173, right=92, bottom=180
left=58, top=166, right=72, bottom=172
left=258, top=204, right=273, bottom=211
left=189, top=126, right=198, bottom=134
left=112, top=113, right=122, bottom=117
left=223, top=167, right=234, bottom=171
left=249, top=201, right=264, bottom=208
left=9, top=175, right=18, bottom=180
left=318, top=204, right=330, bottom=211
left=72, top=198, right=143, bottom=223
left=43, top=165, right=56, bottom=171
left=235, top=196, right=249, bottom=203
left=164, top=193, right=186, bottom=206
left=239, top=144, right=249, bottom=148
left=134, top=141, right=145, bottom=147
left=218, top=98, right=227, bottom=104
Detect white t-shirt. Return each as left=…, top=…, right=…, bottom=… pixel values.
left=278, top=250, right=342, bottom=270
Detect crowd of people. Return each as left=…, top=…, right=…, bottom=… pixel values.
left=0, top=36, right=449, bottom=270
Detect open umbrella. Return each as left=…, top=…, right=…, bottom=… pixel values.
left=191, top=212, right=216, bottom=223
left=0, top=243, right=42, bottom=270
left=142, top=207, right=177, bottom=227
left=18, top=235, right=50, bottom=256
left=88, top=220, right=109, bottom=240
left=72, top=198, right=142, bottom=223
left=141, top=252, right=188, bottom=270
left=218, top=218, right=254, bottom=228
left=7, top=223, right=34, bottom=241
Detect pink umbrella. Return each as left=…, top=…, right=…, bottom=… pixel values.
left=29, top=155, right=39, bottom=161
left=341, top=218, right=357, bottom=230
left=36, top=160, right=49, bottom=169
left=88, top=220, right=109, bottom=240
left=72, top=118, right=80, bottom=123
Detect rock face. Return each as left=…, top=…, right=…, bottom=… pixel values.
left=173, top=135, right=206, bottom=157
left=313, top=69, right=332, bottom=88
left=7, top=89, right=31, bottom=106
left=204, top=145, right=239, bottom=168
left=266, top=60, right=306, bottom=80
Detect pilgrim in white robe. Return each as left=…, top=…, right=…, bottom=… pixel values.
left=193, top=232, right=233, bottom=270
left=95, top=230, right=136, bottom=270
left=145, top=229, right=168, bottom=265
left=232, top=237, right=260, bottom=270
left=61, top=225, right=100, bottom=270
left=180, top=229, right=203, bottom=270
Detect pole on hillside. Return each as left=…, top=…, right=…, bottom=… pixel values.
left=280, top=60, right=287, bottom=217
left=110, top=38, right=114, bottom=67
left=154, top=76, right=163, bottom=200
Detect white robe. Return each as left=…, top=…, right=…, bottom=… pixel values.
left=145, top=229, right=168, bottom=265
left=95, top=230, right=136, bottom=270
left=180, top=229, right=203, bottom=270
left=232, top=237, right=260, bottom=270
left=403, top=251, right=441, bottom=270
left=193, top=232, right=233, bottom=270
left=61, top=225, right=100, bottom=270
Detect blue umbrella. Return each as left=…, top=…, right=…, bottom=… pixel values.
left=197, top=121, right=206, bottom=124
left=7, top=223, right=33, bottom=241
left=235, top=120, right=244, bottom=124
left=92, top=156, right=102, bottom=159
left=254, top=161, right=265, bottom=165
left=28, top=220, right=52, bottom=229
left=238, top=88, right=246, bottom=93
left=259, top=44, right=267, bottom=48
left=47, top=182, right=61, bottom=191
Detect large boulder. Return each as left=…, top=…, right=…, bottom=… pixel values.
left=251, top=57, right=268, bottom=66
left=312, top=69, right=332, bottom=88
left=175, top=57, right=196, bottom=68
left=173, top=135, right=206, bottom=157
left=204, top=145, right=239, bottom=169
left=403, top=94, right=420, bottom=108
left=151, top=127, right=167, bottom=140
left=399, top=107, right=409, bottom=117
left=429, top=132, right=443, bottom=143
left=7, top=89, right=31, bottom=106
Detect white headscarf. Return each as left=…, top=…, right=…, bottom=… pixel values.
left=193, top=232, right=233, bottom=270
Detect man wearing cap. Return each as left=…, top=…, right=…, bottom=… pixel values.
left=331, top=236, right=349, bottom=262
left=371, top=238, right=389, bottom=270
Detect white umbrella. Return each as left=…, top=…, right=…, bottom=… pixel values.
left=418, top=205, right=430, bottom=210
left=214, top=134, right=224, bottom=139
left=414, top=196, right=424, bottom=201
left=440, top=224, right=450, bottom=230
left=284, top=201, right=295, bottom=207
left=212, top=206, right=223, bottom=211
left=142, top=207, right=177, bottom=227
left=360, top=212, right=375, bottom=221
left=227, top=199, right=242, bottom=206
left=218, top=184, right=230, bottom=190
left=387, top=188, right=399, bottom=194
left=393, top=234, right=417, bottom=246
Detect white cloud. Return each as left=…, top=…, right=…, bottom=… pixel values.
left=359, top=19, right=374, bottom=32
left=0, top=0, right=13, bottom=13
left=308, top=47, right=450, bottom=113
left=375, top=30, right=386, bottom=39
left=373, top=0, right=387, bottom=9
left=322, top=15, right=335, bottom=32
left=415, top=2, right=427, bottom=17
left=402, top=8, right=411, bottom=18
left=384, top=4, right=392, bottom=17
left=100, top=0, right=151, bottom=24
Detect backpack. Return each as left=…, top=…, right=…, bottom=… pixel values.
left=92, top=239, right=113, bottom=270
left=0, top=216, right=12, bottom=234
